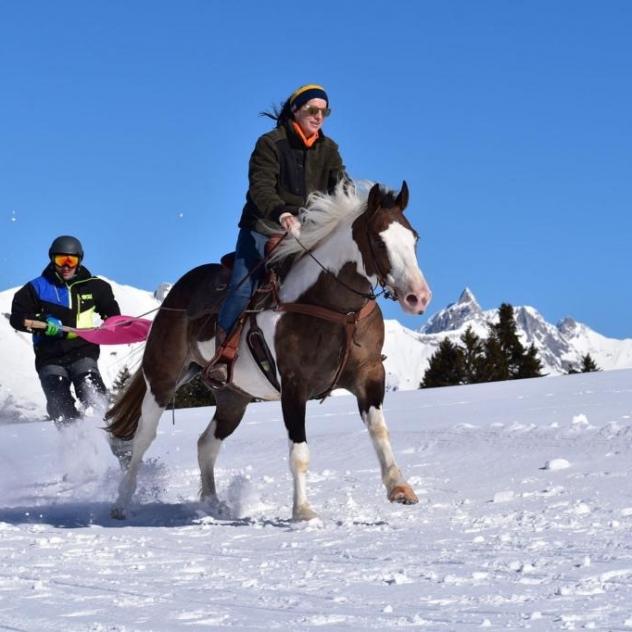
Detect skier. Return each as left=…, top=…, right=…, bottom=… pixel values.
left=10, top=235, right=121, bottom=425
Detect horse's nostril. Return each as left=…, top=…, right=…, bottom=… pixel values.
left=406, top=294, right=418, bottom=306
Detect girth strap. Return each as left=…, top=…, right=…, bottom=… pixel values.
left=276, top=299, right=377, bottom=400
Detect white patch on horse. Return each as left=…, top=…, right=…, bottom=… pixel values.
left=231, top=312, right=282, bottom=401
left=279, top=220, right=368, bottom=303
left=113, top=375, right=164, bottom=515
left=194, top=338, right=214, bottom=364
left=270, top=181, right=375, bottom=303
left=198, top=419, right=222, bottom=498
left=289, top=441, right=317, bottom=520
left=380, top=222, right=421, bottom=291
left=361, top=406, right=405, bottom=492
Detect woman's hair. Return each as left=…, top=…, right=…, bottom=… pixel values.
left=260, top=97, right=294, bottom=128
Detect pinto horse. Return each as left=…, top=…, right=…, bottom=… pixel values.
left=106, top=181, right=431, bottom=520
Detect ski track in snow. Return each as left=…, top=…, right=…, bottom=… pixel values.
left=1, top=370, right=632, bottom=630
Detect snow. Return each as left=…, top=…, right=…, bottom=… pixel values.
left=1, top=369, right=632, bottom=630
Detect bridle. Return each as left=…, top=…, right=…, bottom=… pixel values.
left=292, top=203, right=401, bottom=303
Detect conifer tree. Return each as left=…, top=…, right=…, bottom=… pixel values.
left=421, top=338, right=465, bottom=388
left=170, top=375, right=216, bottom=409
left=580, top=353, right=600, bottom=373
left=492, top=303, right=525, bottom=378
left=479, top=334, right=510, bottom=382
left=110, top=366, right=132, bottom=401
left=460, top=326, right=485, bottom=383
left=517, top=343, right=544, bottom=378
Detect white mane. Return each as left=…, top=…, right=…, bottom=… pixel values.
left=269, top=180, right=373, bottom=265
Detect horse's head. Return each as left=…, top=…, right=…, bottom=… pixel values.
left=355, top=182, right=432, bottom=315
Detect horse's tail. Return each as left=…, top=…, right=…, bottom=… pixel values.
left=105, top=368, right=147, bottom=440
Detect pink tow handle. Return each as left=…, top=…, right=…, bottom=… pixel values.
left=72, top=315, right=153, bottom=345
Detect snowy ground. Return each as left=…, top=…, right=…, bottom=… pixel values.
left=1, top=370, right=632, bottom=631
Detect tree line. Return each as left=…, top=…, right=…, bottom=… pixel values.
left=109, top=367, right=215, bottom=408
left=421, top=303, right=599, bottom=388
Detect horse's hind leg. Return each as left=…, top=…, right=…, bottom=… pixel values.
left=112, top=380, right=165, bottom=519
left=198, top=388, right=250, bottom=500
left=111, top=345, right=191, bottom=519
left=354, top=364, right=418, bottom=505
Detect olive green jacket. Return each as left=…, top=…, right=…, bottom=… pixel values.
left=238, top=122, right=347, bottom=233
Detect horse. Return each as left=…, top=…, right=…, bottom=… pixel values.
left=106, top=181, right=432, bottom=521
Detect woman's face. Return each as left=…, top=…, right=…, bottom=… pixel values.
left=293, top=98, right=328, bottom=137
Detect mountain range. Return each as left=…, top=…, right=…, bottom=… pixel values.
left=1, top=280, right=631, bottom=418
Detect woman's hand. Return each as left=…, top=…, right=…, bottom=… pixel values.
left=280, top=213, right=301, bottom=237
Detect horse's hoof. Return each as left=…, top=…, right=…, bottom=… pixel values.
left=111, top=506, right=126, bottom=520
left=388, top=485, right=419, bottom=505
left=292, top=504, right=319, bottom=521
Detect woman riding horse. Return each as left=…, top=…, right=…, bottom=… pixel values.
left=206, top=83, right=348, bottom=384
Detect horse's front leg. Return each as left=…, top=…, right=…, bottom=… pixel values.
left=356, top=367, right=418, bottom=505
left=281, top=383, right=318, bottom=521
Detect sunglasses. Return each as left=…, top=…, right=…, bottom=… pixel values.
left=53, top=254, right=80, bottom=268
left=302, top=105, right=331, bottom=118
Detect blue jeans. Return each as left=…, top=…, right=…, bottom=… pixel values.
left=217, top=228, right=268, bottom=333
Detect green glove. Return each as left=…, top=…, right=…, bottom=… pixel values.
left=44, top=316, right=63, bottom=337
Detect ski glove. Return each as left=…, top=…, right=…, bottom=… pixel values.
left=44, top=316, right=63, bottom=337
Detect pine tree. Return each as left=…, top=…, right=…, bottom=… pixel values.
left=460, top=326, right=485, bottom=384
left=421, top=338, right=465, bottom=388
left=170, top=375, right=216, bottom=409
left=580, top=353, right=600, bottom=373
left=517, top=343, right=544, bottom=378
left=110, top=366, right=132, bottom=401
left=492, top=303, right=525, bottom=378
left=479, top=334, right=510, bottom=382
left=566, top=353, right=600, bottom=374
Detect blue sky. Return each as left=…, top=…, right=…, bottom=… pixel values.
left=1, top=1, right=631, bottom=338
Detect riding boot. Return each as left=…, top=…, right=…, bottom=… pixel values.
left=203, top=326, right=229, bottom=385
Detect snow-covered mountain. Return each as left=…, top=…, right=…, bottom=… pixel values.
left=1, top=280, right=631, bottom=418
left=419, top=287, right=632, bottom=376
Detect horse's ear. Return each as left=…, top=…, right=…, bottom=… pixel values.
left=395, top=180, right=409, bottom=212
left=367, top=183, right=382, bottom=215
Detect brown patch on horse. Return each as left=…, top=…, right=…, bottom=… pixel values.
left=275, top=261, right=378, bottom=399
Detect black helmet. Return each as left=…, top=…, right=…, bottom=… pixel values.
left=49, top=235, right=84, bottom=261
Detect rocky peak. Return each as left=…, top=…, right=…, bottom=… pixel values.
left=422, top=288, right=484, bottom=334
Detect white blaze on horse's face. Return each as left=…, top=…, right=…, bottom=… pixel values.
left=380, top=221, right=432, bottom=315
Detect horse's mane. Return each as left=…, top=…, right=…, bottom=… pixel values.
left=267, top=180, right=372, bottom=265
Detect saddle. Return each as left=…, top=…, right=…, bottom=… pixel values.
left=201, top=236, right=283, bottom=390
left=201, top=234, right=376, bottom=398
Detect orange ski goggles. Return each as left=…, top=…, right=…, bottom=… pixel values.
left=53, top=254, right=80, bottom=268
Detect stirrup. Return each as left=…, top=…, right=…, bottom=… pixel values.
left=201, top=357, right=230, bottom=389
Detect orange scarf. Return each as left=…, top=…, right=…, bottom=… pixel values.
left=292, top=122, right=319, bottom=148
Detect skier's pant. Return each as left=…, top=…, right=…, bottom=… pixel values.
left=38, top=357, right=107, bottom=424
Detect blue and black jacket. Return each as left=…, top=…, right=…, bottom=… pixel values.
left=10, top=264, right=120, bottom=371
